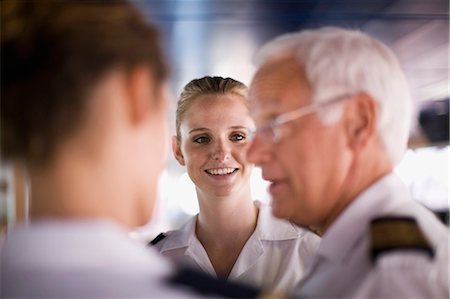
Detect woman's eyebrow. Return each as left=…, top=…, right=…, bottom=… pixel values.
left=188, top=127, right=210, bottom=134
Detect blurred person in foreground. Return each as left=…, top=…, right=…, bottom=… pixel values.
left=151, top=76, right=320, bottom=295
left=0, top=1, right=262, bottom=298
left=246, top=26, right=449, bottom=298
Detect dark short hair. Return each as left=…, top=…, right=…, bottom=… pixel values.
left=1, top=0, right=168, bottom=164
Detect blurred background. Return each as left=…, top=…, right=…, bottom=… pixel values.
left=1, top=0, right=449, bottom=239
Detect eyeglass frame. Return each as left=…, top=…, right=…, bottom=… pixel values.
left=252, top=93, right=354, bottom=143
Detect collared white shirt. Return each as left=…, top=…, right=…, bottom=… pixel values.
left=295, top=172, right=449, bottom=299
left=1, top=220, right=201, bottom=298
left=154, top=201, right=321, bottom=294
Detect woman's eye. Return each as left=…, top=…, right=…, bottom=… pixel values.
left=230, top=133, right=245, bottom=142
left=193, top=136, right=210, bottom=144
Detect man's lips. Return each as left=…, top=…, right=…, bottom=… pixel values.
left=267, top=179, right=286, bottom=193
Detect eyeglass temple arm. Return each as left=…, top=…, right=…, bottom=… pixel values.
left=273, top=94, right=353, bottom=126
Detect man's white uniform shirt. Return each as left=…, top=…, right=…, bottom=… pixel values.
left=295, top=173, right=449, bottom=299
left=1, top=220, right=201, bottom=298
left=153, top=201, right=321, bottom=294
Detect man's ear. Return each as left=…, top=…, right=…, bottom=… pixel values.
left=125, top=68, right=155, bottom=124
left=172, top=135, right=186, bottom=166
left=344, top=92, right=378, bottom=149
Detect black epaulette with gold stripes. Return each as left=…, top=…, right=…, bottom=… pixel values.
left=147, top=232, right=166, bottom=246
left=166, top=267, right=264, bottom=298
left=370, top=216, right=434, bottom=263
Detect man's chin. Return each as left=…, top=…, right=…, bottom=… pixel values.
left=270, top=199, right=291, bottom=220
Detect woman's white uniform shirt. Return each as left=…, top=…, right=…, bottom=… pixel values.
left=153, top=201, right=321, bottom=294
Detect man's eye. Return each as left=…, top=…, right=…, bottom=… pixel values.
left=193, top=136, right=210, bottom=144
left=230, top=133, right=245, bottom=142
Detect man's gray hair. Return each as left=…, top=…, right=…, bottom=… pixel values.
left=254, top=27, right=413, bottom=165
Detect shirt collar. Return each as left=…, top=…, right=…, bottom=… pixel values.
left=160, top=200, right=302, bottom=253
left=158, top=201, right=309, bottom=279
left=318, top=172, right=410, bottom=263
left=254, top=200, right=306, bottom=241
left=159, top=216, right=197, bottom=253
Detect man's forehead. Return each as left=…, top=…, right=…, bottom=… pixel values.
left=251, top=58, right=304, bottom=93
left=249, top=97, right=279, bottom=116
left=257, top=55, right=302, bottom=77
left=248, top=88, right=289, bottom=122
left=249, top=61, right=307, bottom=109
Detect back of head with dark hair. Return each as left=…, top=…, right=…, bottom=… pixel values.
left=1, top=0, right=168, bottom=164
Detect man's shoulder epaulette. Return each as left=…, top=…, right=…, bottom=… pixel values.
left=166, top=267, right=265, bottom=298
left=370, top=216, right=434, bottom=263
left=148, top=232, right=167, bottom=246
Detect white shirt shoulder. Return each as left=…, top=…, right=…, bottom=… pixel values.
left=352, top=219, right=449, bottom=299
left=295, top=173, right=449, bottom=299
left=1, top=220, right=201, bottom=298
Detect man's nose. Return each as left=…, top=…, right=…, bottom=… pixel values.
left=246, top=134, right=271, bottom=165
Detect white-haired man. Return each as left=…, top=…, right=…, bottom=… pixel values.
left=247, top=27, right=449, bottom=298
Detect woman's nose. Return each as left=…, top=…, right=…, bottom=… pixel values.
left=212, top=142, right=230, bottom=161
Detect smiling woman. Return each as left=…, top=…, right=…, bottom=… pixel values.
left=149, top=76, right=321, bottom=295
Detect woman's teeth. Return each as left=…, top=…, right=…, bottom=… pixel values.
left=206, top=168, right=236, bottom=175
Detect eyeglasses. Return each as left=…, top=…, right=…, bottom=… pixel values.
left=252, top=94, right=353, bottom=143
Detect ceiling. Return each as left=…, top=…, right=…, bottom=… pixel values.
left=132, top=0, right=448, bottom=150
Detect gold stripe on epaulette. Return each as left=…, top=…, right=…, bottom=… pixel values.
left=370, top=216, right=433, bottom=262
left=258, top=291, right=286, bottom=299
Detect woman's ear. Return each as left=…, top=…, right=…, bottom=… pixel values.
left=344, top=92, right=378, bottom=150
left=172, top=135, right=185, bottom=166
